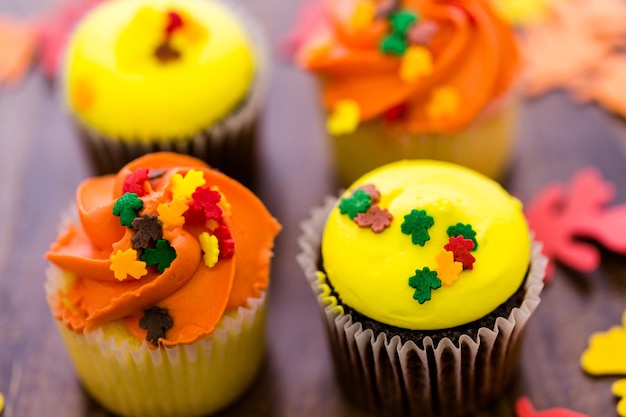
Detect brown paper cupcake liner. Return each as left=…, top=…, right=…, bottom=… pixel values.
left=70, top=0, right=268, bottom=187
left=297, top=197, right=546, bottom=417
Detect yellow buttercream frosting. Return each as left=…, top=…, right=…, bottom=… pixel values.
left=64, top=0, right=255, bottom=141
left=321, top=160, right=530, bottom=330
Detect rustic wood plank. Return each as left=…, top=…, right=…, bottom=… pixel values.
left=1, top=1, right=626, bottom=416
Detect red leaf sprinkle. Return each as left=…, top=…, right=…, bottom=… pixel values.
left=354, top=205, right=393, bottom=233
left=444, top=236, right=476, bottom=270
left=123, top=168, right=150, bottom=197
left=212, top=225, right=235, bottom=259
left=165, top=11, right=184, bottom=36
left=355, top=183, right=381, bottom=203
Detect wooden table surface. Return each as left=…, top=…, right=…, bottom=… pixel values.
left=2, top=0, right=626, bottom=416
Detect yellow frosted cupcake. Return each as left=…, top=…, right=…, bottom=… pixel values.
left=64, top=0, right=267, bottom=184
left=45, top=152, right=281, bottom=417
left=295, top=0, right=521, bottom=186
left=298, top=160, right=545, bottom=416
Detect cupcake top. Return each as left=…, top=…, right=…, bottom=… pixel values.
left=46, top=152, right=280, bottom=347
left=295, top=0, right=520, bottom=136
left=321, top=159, right=530, bottom=330
left=64, top=0, right=255, bottom=141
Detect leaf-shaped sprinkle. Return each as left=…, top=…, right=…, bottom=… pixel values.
left=141, top=239, right=177, bottom=273
left=408, top=266, right=441, bottom=304
left=139, top=306, right=173, bottom=346
left=435, top=249, right=463, bottom=286
left=112, top=193, right=143, bottom=228
left=157, top=198, right=188, bottom=228
left=401, top=209, right=434, bottom=246
left=109, top=248, right=147, bottom=280
left=444, top=236, right=476, bottom=269
left=354, top=205, right=393, bottom=233
left=447, top=223, right=478, bottom=250
left=199, top=231, right=220, bottom=268
left=339, top=189, right=372, bottom=219
left=131, top=214, right=163, bottom=250
left=170, top=169, right=206, bottom=200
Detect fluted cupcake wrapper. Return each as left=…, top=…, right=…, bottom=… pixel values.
left=70, top=0, right=269, bottom=187
left=45, top=266, right=267, bottom=417
left=330, top=92, right=519, bottom=187
left=297, top=197, right=546, bottom=417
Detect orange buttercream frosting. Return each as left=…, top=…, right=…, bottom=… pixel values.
left=46, top=153, right=280, bottom=347
left=296, top=0, right=520, bottom=134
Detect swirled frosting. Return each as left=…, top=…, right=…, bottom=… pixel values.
left=322, top=160, right=530, bottom=330
left=64, top=0, right=255, bottom=141
left=46, top=153, right=280, bottom=347
left=296, top=0, right=520, bottom=134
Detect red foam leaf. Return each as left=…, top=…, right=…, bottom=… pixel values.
left=36, top=0, right=106, bottom=79
left=515, top=397, right=590, bottom=417
left=0, top=14, right=38, bottom=86
left=525, top=167, right=626, bottom=280
left=279, top=3, right=328, bottom=60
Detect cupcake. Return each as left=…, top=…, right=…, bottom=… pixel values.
left=294, top=0, right=521, bottom=186
left=45, top=152, right=281, bottom=417
left=64, top=0, right=267, bottom=185
left=298, top=160, right=545, bottom=416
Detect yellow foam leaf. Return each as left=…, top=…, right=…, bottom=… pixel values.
left=612, top=379, right=626, bottom=417
left=581, top=310, right=626, bottom=375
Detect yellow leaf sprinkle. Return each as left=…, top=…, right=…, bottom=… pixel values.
left=170, top=169, right=206, bottom=200
left=350, top=1, right=376, bottom=31
left=110, top=248, right=147, bottom=280
left=199, top=232, right=220, bottom=268
left=400, top=46, right=434, bottom=82
left=157, top=197, right=188, bottom=228
left=435, top=249, right=463, bottom=286
left=581, top=310, right=626, bottom=375
left=0, top=391, right=4, bottom=414
left=426, top=86, right=460, bottom=119
left=327, top=100, right=360, bottom=136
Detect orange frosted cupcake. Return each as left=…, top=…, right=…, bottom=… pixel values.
left=294, top=0, right=521, bottom=185
left=45, top=152, right=280, bottom=417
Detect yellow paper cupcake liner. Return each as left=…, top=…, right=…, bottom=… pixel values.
left=46, top=266, right=266, bottom=417
left=331, top=94, right=519, bottom=187
left=297, top=197, right=546, bottom=417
